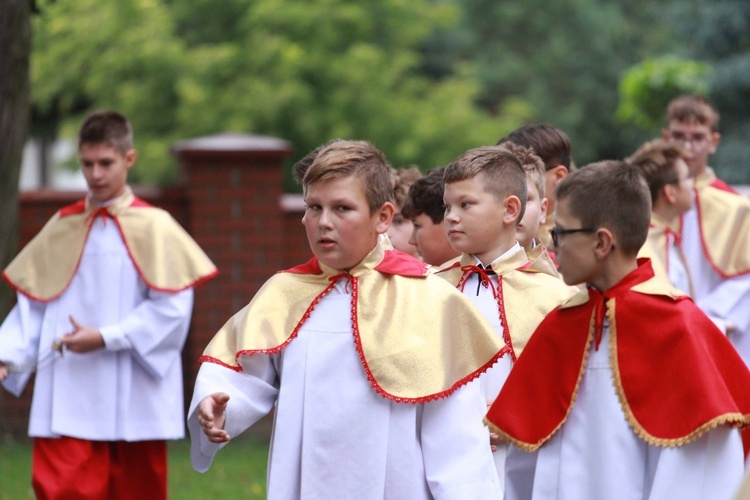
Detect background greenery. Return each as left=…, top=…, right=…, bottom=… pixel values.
left=28, top=0, right=750, bottom=186
left=0, top=436, right=269, bottom=500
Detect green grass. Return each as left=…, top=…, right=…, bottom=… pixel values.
left=0, top=436, right=269, bottom=499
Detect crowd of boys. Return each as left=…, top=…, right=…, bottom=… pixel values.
left=1, top=94, right=750, bottom=499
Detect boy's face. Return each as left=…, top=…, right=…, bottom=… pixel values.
left=80, top=143, right=136, bottom=203
left=552, top=197, right=598, bottom=286
left=387, top=209, right=419, bottom=258
left=302, top=175, right=393, bottom=270
left=516, top=180, right=548, bottom=251
left=663, top=118, right=719, bottom=176
left=668, top=159, right=695, bottom=215
left=443, top=173, right=512, bottom=262
left=410, top=213, right=460, bottom=266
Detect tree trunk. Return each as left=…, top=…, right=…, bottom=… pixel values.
left=0, top=0, right=32, bottom=319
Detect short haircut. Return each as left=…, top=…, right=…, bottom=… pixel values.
left=401, top=166, right=447, bottom=223
left=506, top=142, right=546, bottom=198
left=497, top=123, right=571, bottom=171
left=554, top=160, right=651, bottom=255
left=444, top=145, right=527, bottom=222
left=293, top=140, right=393, bottom=214
left=78, top=110, right=133, bottom=154
left=665, top=94, right=720, bottom=132
left=627, top=139, right=692, bottom=204
left=392, top=167, right=422, bottom=208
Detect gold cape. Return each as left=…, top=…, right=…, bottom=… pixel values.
left=436, top=249, right=578, bottom=358
left=200, top=239, right=506, bottom=402
left=526, top=243, right=559, bottom=278
left=3, top=188, right=217, bottom=301
left=535, top=218, right=554, bottom=250
left=687, top=169, right=750, bottom=278
left=639, top=213, right=694, bottom=296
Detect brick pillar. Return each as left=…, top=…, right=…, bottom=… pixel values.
left=171, top=133, right=294, bottom=388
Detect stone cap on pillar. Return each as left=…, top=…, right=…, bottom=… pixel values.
left=171, top=133, right=294, bottom=161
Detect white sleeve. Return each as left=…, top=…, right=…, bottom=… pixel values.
left=420, top=379, right=501, bottom=499
left=98, top=287, right=194, bottom=379
left=696, top=274, right=750, bottom=364
left=0, top=294, right=46, bottom=396
left=187, top=356, right=279, bottom=473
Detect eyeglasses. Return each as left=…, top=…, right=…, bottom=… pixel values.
left=667, top=133, right=711, bottom=149
left=549, top=226, right=597, bottom=247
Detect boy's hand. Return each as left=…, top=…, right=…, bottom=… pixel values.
left=60, top=315, right=105, bottom=353
left=198, top=393, right=231, bottom=443
left=0, top=361, right=8, bottom=382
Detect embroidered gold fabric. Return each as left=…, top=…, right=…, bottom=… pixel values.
left=203, top=239, right=505, bottom=400
left=4, top=188, right=217, bottom=300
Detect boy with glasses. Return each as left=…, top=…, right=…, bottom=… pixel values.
left=486, top=160, right=750, bottom=500
left=663, top=94, right=750, bottom=365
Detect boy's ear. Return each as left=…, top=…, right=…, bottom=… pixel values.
left=593, top=227, right=616, bottom=260
left=375, top=201, right=396, bottom=234
left=708, top=131, right=721, bottom=155
left=663, top=184, right=677, bottom=204
left=125, top=149, right=137, bottom=170
left=550, top=165, right=568, bottom=184
left=539, top=197, right=549, bottom=225
left=503, top=195, right=522, bottom=225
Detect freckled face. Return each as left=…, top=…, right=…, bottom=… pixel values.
left=80, top=144, right=136, bottom=203
left=302, top=176, right=392, bottom=270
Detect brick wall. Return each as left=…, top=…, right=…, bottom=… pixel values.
left=0, top=133, right=311, bottom=440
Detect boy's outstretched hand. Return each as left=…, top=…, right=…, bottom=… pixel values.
left=198, top=393, right=231, bottom=443
left=60, top=315, right=105, bottom=353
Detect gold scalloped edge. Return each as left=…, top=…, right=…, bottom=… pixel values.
left=483, top=309, right=597, bottom=452
left=608, top=299, right=750, bottom=447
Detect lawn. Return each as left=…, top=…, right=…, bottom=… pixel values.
left=0, top=435, right=269, bottom=499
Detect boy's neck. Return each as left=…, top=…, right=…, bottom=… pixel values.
left=589, top=254, right=638, bottom=292
left=651, top=202, right=680, bottom=226
left=472, top=238, right=519, bottom=267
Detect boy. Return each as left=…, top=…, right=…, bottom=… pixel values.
left=486, top=161, right=750, bottom=500
left=387, top=166, right=422, bottom=258
left=628, top=140, right=696, bottom=295
left=497, top=123, right=572, bottom=249
left=437, top=144, right=577, bottom=487
left=401, top=166, right=461, bottom=267
left=189, top=140, right=504, bottom=498
left=513, top=145, right=557, bottom=277
left=662, top=94, right=750, bottom=364
left=0, top=110, right=217, bottom=498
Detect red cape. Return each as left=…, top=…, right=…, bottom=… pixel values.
left=485, top=260, right=750, bottom=450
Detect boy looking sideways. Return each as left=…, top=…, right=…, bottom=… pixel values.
left=189, top=140, right=505, bottom=498
left=486, top=161, right=750, bottom=500
left=0, top=110, right=217, bottom=499
left=401, top=166, right=460, bottom=267
left=437, top=144, right=577, bottom=489
left=662, top=94, right=750, bottom=365
left=387, top=166, right=422, bottom=258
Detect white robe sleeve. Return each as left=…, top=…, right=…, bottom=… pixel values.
left=187, top=357, right=279, bottom=473
left=695, top=274, right=750, bottom=364
left=0, top=294, right=46, bottom=397
left=420, top=379, right=501, bottom=499
left=98, top=287, right=194, bottom=379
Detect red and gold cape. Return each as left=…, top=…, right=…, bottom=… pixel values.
left=526, top=243, right=559, bottom=278
left=3, top=188, right=217, bottom=302
left=684, top=168, right=750, bottom=278
left=437, top=249, right=578, bottom=359
left=485, top=259, right=750, bottom=451
left=200, top=240, right=506, bottom=403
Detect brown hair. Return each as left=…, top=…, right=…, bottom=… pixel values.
left=497, top=123, right=571, bottom=171
left=392, top=166, right=422, bottom=208
left=293, top=140, right=393, bottom=213
left=444, top=145, right=528, bottom=223
left=554, top=160, right=651, bottom=255
left=665, top=94, right=720, bottom=132
left=401, top=166, right=447, bottom=224
left=627, top=139, right=691, bottom=204
left=506, top=142, right=546, bottom=198
left=78, top=110, right=133, bottom=154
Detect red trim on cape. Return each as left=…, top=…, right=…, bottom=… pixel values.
left=486, top=259, right=750, bottom=447
left=691, top=192, right=750, bottom=279
left=710, top=177, right=738, bottom=194
left=59, top=199, right=87, bottom=217
left=282, top=249, right=428, bottom=277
